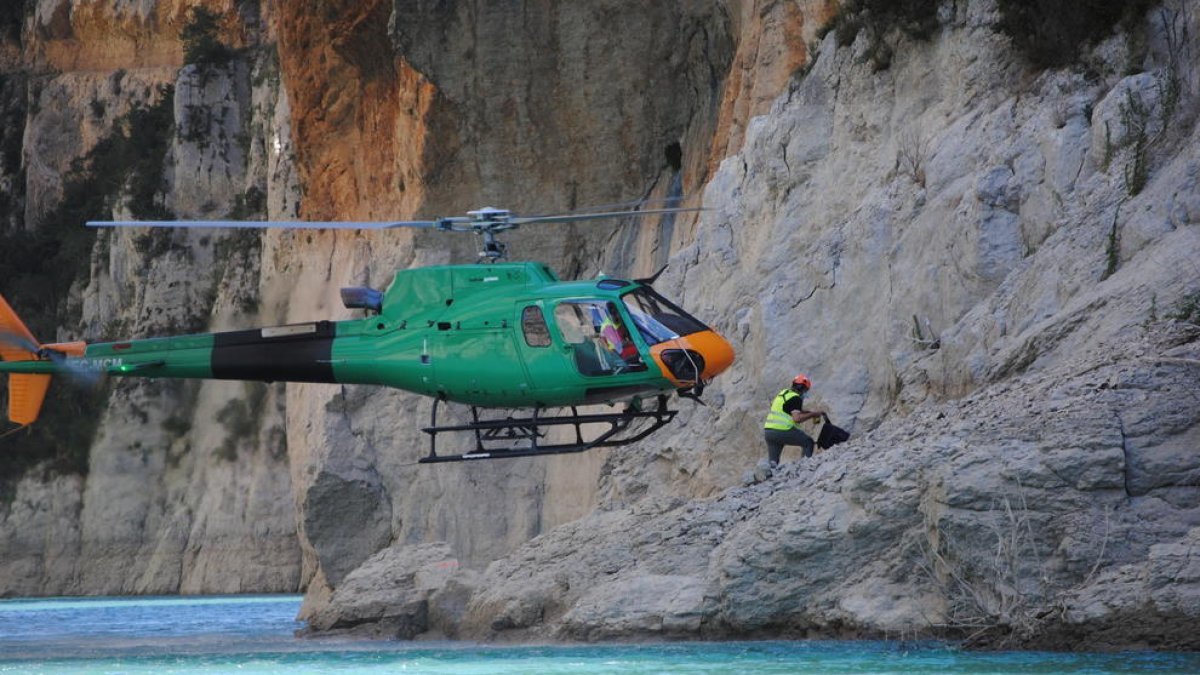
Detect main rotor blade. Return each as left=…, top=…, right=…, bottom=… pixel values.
left=525, top=196, right=689, bottom=218
left=511, top=206, right=705, bottom=226
left=87, top=219, right=447, bottom=230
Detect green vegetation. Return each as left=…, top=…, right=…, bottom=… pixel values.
left=996, top=0, right=1156, bottom=68
left=1118, top=90, right=1151, bottom=196
left=0, top=0, right=26, bottom=44
left=0, top=386, right=110, bottom=505
left=227, top=186, right=266, bottom=220
left=0, top=87, right=177, bottom=503
left=1168, top=291, right=1200, bottom=325
left=133, top=228, right=192, bottom=261
left=0, top=72, right=27, bottom=226
left=214, top=382, right=268, bottom=461
left=822, top=0, right=940, bottom=70
left=1102, top=212, right=1121, bottom=280
left=162, top=412, right=192, bottom=438
left=212, top=224, right=264, bottom=315
left=181, top=7, right=233, bottom=67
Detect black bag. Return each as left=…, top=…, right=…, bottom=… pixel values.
left=817, top=416, right=850, bottom=449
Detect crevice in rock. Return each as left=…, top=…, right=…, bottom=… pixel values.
left=1116, top=412, right=1132, bottom=499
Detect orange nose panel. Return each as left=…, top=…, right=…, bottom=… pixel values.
left=685, top=330, right=735, bottom=379
left=650, top=330, right=736, bottom=387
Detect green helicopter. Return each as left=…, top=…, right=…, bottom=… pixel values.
left=0, top=205, right=735, bottom=462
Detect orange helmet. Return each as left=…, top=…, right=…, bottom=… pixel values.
left=792, top=374, right=812, bottom=390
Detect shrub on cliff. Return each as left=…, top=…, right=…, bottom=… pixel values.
left=823, top=0, right=940, bottom=70
left=0, top=0, right=25, bottom=43
left=1169, top=291, right=1200, bottom=326
left=181, top=7, right=233, bottom=67
left=996, top=0, right=1157, bottom=68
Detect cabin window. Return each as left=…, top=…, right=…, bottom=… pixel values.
left=553, top=301, right=646, bottom=376
left=521, top=305, right=552, bottom=347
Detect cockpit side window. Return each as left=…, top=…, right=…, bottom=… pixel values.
left=621, top=287, right=708, bottom=345
left=553, top=300, right=646, bottom=376
left=521, top=305, right=551, bottom=347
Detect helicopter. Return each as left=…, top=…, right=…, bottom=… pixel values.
left=0, top=204, right=735, bottom=462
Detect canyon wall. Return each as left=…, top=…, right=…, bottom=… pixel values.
left=0, top=0, right=775, bottom=596
left=1, top=0, right=1198, bottom=651
left=305, top=0, right=1200, bottom=649
left=0, top=0, right=298, bottom=595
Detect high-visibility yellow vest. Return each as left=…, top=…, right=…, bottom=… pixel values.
left=599, top=316, right=618, bottom=350
left=764, top=388, right=801, bottom=430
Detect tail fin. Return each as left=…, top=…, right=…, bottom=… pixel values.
left=8, top=373, right=51, bottom=425
left=1, top=294, right=48, bottom=426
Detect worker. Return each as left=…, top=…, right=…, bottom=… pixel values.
left=763, top=374, right=825, bottom=467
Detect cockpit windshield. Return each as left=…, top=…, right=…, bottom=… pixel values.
left=621, top=287, right=709, bottom=346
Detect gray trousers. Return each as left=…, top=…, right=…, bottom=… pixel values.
left=764, top=427, right=814, bottom=464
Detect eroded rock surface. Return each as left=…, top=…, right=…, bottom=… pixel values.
left=1, top=0, right=1198, bottom=652
left=305, top=0, right=1200, bottom=649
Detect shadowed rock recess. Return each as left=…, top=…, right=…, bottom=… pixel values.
left=0, top=0, right=1198, bottom=650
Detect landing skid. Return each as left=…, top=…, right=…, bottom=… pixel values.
left=418, top=395, right=677, bottom=463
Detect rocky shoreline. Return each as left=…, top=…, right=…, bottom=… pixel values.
left=301, top=323, right=1200, bottom=650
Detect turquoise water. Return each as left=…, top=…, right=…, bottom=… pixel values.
left=1, top=596, right=1198, bottom=674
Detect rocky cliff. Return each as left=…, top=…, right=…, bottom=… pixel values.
left=0, top=0, right=753, bottom=596
left=295, top=0, right=1200, bottom=649
left=0, top=0, right=299, bottom=595
left=1, top=0, right=1198, bottom=651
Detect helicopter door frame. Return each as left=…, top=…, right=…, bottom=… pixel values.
left=514, top=301, right=569, bottom=404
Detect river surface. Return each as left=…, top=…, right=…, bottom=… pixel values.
left=0, top=595, right=1197, bottom=674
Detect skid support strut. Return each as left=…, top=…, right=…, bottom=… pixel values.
left=419, top=395, right=676, bottom=463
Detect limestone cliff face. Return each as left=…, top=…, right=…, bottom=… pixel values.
left=1, top=0, right=741, bottom=597
left=306, top=0, right=1200, bottom=649
left=2, top=0, right=1198, bottom=652
left=269, top=0, right=741, bottom=620
left=1, top=0, right=300, bottom=595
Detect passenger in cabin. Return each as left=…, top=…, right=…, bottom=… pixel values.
left=556, top=301, right=645, bottom=376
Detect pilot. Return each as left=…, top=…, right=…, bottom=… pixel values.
left=762, top=374, right=825, bottom=467
left=597, top=307, right=638, bottom=363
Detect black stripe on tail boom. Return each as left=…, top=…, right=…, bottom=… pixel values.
left=211, top=321, right=336, bottom=383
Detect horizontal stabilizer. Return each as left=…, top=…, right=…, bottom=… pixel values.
left=44, top=341, right=87, bottom=358
left=8, top=373, right=51, bottom=425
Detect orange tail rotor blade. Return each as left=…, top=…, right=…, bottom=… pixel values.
left=0, top=294, right=40, bottom=361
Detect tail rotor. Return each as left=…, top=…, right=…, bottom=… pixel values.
left=0, top=294, right=93, bottom=428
